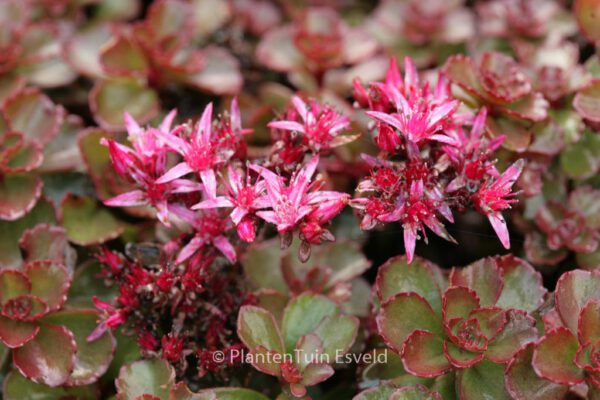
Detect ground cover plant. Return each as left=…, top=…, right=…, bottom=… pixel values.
left=0, top=0, right=600, bottom=399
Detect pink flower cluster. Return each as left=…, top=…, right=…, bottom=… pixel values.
left=102, top=98, right=351, bottom=263
left=352, top=58, right=523, bottom=262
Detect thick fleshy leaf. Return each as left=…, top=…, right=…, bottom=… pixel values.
left=282, top=293, right=338, bottom=353
left=3, top=371, right=99, bottom=400
left=183, top=47, right=242, bottom=95
left=578, top=300, right=600, bottom=345
left=560, top=129, right=600, bottom=179
left=40, top=114, right=85, bottom=173
left=0, top=270, right=30, bottom=302
left=314, top=315, right=359, bottom=359
left=353, top=383, right=399, bottom=400
left=376, top=256, right=443, bottom=314
left=401, top=330, right=450, bottom=377
left=390, top=385, right=443, bottom=400
left=116, top=358, right=174, bottom=400
left=301, top=362, right=334, bottom=386
left=24, top=261, right=70, bottom=311
left=0, top=173, right=43, bottom=221
left=443, top=341, right=484, bottom=368
left=66, top=23, right=112, bottom=78
left=532, top=328, right=584, bottom=385
left=569, top=185, right=600, bottom=229
left=486, top=117, right=532, bottom=153
left=377, top=293, right=442, bottom=354
left=0, top=317, right=39, bottom=348
left=501, top=93, right=549, bottom=123
left=67, top=260, right=118, bottom=308
left=315, top=241, right=371, bottom=288
left=256, top=26, right=303, bottom=72
left=457, top=360, right=511, bottom=400
left=449, top=258, right=503, bottom=307
left=575, top=0, right=600, bottom=42
left=574, top=80, right=600, bottom=124
left=19, top=224, right=71, bottom=264
left=42, top=309, right=116, bottom=385
left=13, top=324, right=77, bottom=387
left=203, top=388, right=270, bottom=400
left=241, top=239, right=288, bottom=294
left=442, top=286, right=480, bottom=322
left=443, top=55, right=482, bottom=98
left=3, top=89, right=62, bottom=145
left=555, top=269, right=600, bottom=334
left=524, top=231, right=568, bottom=267
left=495, top=255, right=546, bottom=312
left=90, top=79, right=159, bottom=131
left=0, top=74, right=25, bottom=105
left=485, top=310, right=538, bottom=363
left=5, top=139, right=42, bottom=173
left=0, top=198, right=56, bottom=268
left=237, top=305, right=284, bottom=354
left=60, top=195, right=124, bottom=246
left=505, top=343, right=568, bottom=400
left=100, top=35, right=149, bottom=77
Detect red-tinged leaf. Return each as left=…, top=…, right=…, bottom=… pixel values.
left=256, top=26, right=304, bottom=73
left=457, top=360, right=511, bottom=400
left=200, top=387, right=269, bottom=399
left=528, top=121, right=565, bottom=157
left=574, top=80, right=600, bottom=124
left=237, top=305, right=284, bottom=354
left=59, top=194, right=124, bottom=246
left=443, top=340, right=484, bottom=368
left=248, top=346, right=281, bottom=377
left=555, top=270, right=600, bottom=334
left=495, top=255, right=546, bottom=312
left=42, top=309, right=116, bottom=385
left=301, top=363, right=334, bottom=386
left=0, top=74, right=25, bottom=106
left=500, top=93, right=549, bottom=122
left=40, top=114, right=85, bottom=173
left=13, top=324, right=76, bottom=387
left=100, top=35, right=149, bottom=77
left=449, top=257, right=503, bottom=307
left=25, top=57, right=78, bottom=89
left=469, top=307, right=507, bottom=341
left=401, top=330, right=451, bottom=377
left=485, top=310, right=538, bottom=363
left=0, top=317, right=39, bottom=348
left=24, top=261, right=70, bottom=311
left=569, top=186, right=600, bottom=230
left=442, top=286, right=480, bottom=322
left=3, top=88, right=63, bottom=146
left=183, top=47, right=242, bottom=95
left=524, top=231, right=568, bottom=267
left=578, top=300, right=600, bottom=345
left=532, top=327, right=585, bottom=385
left=5, top=138, right=42, bottom=173
left=0, top=173, right=43, bottom=221
left=353, top=383, right=399, bottom=400
left=0, top=270, right=31, bottom=302
left=486, top=117, right=532, bottom=153
left=241, top=239, right=288, bottom=293
left=377, top=293, right=442, bottom=354
left=575, top=0, right=600, bottom=43
left=390, top=385, right=443, bottom=400
left=3, top=371, right=99, bottom=400
left=0, top=198, right=57, bottom=268
left=116, top=358, right=174, bottom=400
left=376, top=255, right=444, bottom=314
left=505, top=343, right=568, bottom=400
left=89, top=79, right=159, bottom=131
left=191, top=0, right=232, bottom=39
left=19, top=224, right=70, bottom=264
left=443, top=55, right=483, bottom=99
left=66, top=23, right=112, bottom=78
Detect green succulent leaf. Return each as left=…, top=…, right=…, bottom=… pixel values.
left=237, top=305, right=284, bottom=354
left=3, top=371, right=98, bottom=400
left=313, top=314, right=359, bottom=359
left=450, top=258, right=503, bottom=307
left=116, top=358, right=174, bottom=400
left=457, top=360, right=511, bottom=400
left=532, top=327, right=584, bottom=385
left=555, top=269, right=600, bottom=334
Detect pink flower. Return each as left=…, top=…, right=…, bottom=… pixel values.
left=268, top=96, right=355, bottom=152
left=366, top=57, right=461, bottom=146
left=157, top=100, right=248, bottom=199
left=102, top=111, right=201, bottom=225
left=473, top=159, right=524, bottom=249
left=251, top=155, right=349, bottom=234
left=192, top=165, right=269, bottom=243
left=170, top=204, right=237, bottom=264
left=381, top=180, right=455, bottom=263
left=87, top=297, right=127, bottom=342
